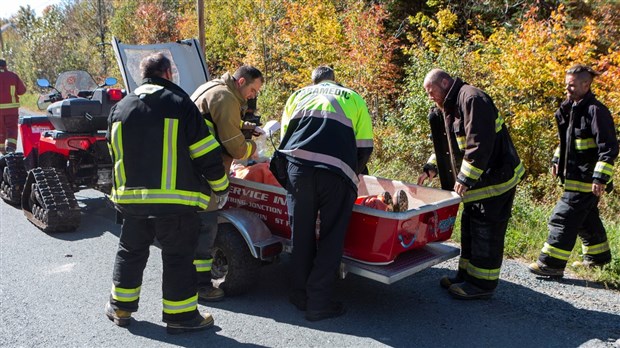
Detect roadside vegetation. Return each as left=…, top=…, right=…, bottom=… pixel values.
left=2, top=0, right=618, bottom=287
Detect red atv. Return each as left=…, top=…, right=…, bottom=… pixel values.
left=0, top=70, right=125, bottom=232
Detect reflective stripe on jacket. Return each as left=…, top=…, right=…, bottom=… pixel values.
left=555, top=91, right=618, bottom=192
left=442, top=78, right=524, bottom=203
left=190, top=73, right=255, bottom=169
left=0, top=68, right=27, bottom=115
left=280, top=81, right=373, bottom=189
left=106, top=77, right=228, bottom=217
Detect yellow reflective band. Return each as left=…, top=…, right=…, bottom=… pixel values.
left=111, top=188, right=210, bottom=209
left=467, top=263, right=501, bottom=281
left=110, top=122, right=127, bottom=188
left=0, top=102, right=20, bottom=109
left=542, top=242, right=571, bottom=261
left=594, top=161, right=613, bottom=176
left=458, top=257, right=469, bottom=271
left=463, top=162, right=524, bottom=203
left=208, top=173, right=229, bottom=193
left=574, top=138, right=596, bottom=150
left=582, top=241, right=610, bottom=255
left=495, top=114, right=504, bottom=133
left=6, top=138, right=17, bottom=145
left=190, top=134, right=219, bottom=159
left=204, top=119, right=215, bottom=137
left=162, top=118, right=179, bottom=190
left=193, top=258, right=213, bottom=272
left=242, top=141, right=254, bottom=160
left=111, top=284, right=141, bottom=302
left=162, top=294, right=198, bottom=314
left=460, top=161, right=484, bottom=181
left=564, top=179, right=592, bottom=193
left=553, top=147, right=560, bottom=157
left=457, top=136, right=466, bottom=151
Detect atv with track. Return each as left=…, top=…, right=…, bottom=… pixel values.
left=0, top=70, right=125, bottom=232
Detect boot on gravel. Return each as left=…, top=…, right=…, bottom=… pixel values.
left=448, top=282, right=494, bottom=300
left=528, top=260, right=564, bottom=278
left=571, top=259, right=610, bottom=269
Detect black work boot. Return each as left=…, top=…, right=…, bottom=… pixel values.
left=439, top=270, right=466, bottom=289
left=166, top=312, right=214, bottom=335
left=448, top=282, right=494, bottom=300
left=198, top=286, right=224, bottom=302
left=305, top=301, right=346, bottom=322
left=528, top=260, right=564, bottom=278
left=105, top=302, right=132, bottom=327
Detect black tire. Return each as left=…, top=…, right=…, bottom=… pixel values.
left=21, top=167, right=80, bottom=232
left=211, top=223, right=262, bottom=296
left=0, top=153, right=27, bottom=205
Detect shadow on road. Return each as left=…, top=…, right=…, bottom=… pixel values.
left=205, top=256, right=620, bottom=348
left=120, top=320, right=267, bottom=348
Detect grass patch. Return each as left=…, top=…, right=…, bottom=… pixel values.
left=19, top=93, right=44, bottom=114
left=450, top=184, right=620, bottom=289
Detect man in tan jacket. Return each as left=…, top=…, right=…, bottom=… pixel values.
left=190, top=65, right=264, bottom=301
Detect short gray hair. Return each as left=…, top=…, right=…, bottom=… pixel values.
left=312, top=65, right=335, bottom=84
left=424, top=68, right=452, bottom=86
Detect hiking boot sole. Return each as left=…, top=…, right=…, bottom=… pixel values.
left=393, top=190, right=408, bottom=212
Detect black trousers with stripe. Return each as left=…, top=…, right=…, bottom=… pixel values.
left=286, top=163, right=357, bottom=311
left=460, top=187, right=516, bottom=290
left=195, top=210, right=218, bottom=286
left=110, top=211, right=200, bottom=323
left=539, top=191, right=611, bottom=268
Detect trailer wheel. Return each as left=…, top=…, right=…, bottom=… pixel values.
left=211, top=223, right=262, bottom=296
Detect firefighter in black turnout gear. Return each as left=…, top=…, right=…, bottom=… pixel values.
left=104, top=53, right=230, bottom=334
left=420, top=69, right=524, bottom=300
left=529, top=64, right=618, bottom=277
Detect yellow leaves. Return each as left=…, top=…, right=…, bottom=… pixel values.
left=412, top=3, right=619, bottom=176
left=435, top=9, right=458, bottom=33
left=407, top=7, right=460, bottom=53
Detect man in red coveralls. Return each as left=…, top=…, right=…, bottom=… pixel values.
left=0, top=59, right=26, bottom=154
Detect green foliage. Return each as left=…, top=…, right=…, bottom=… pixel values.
left=4, top=1, right=117, bottom=92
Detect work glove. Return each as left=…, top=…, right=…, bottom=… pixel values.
left=215, top=191, right=229, bottom=209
